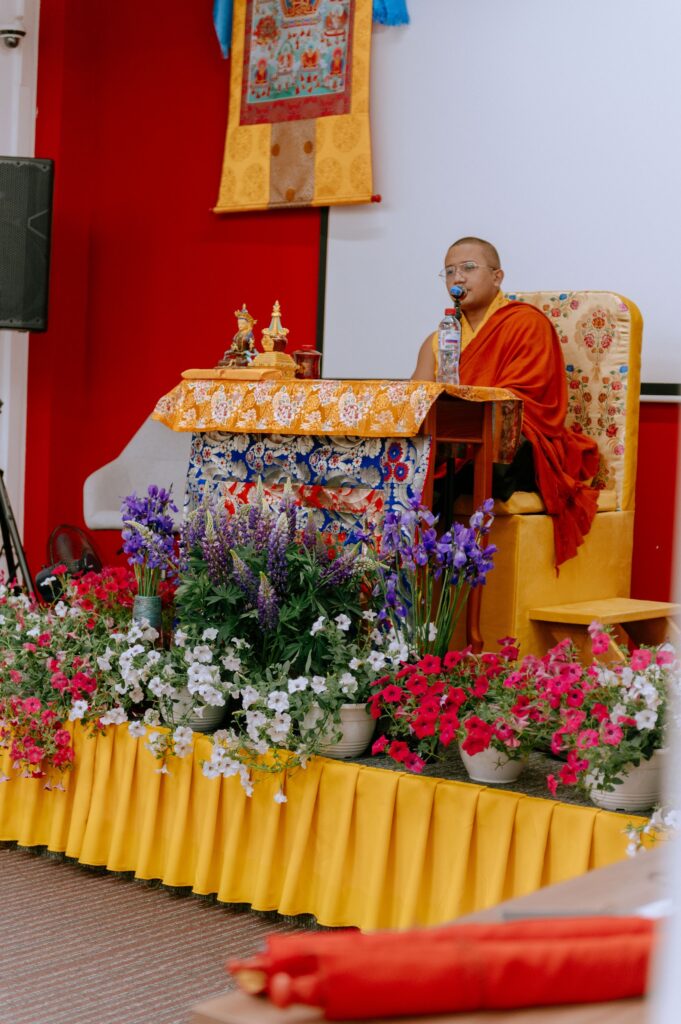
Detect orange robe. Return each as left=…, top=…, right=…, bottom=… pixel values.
left=459, top=301, right=600, bottom=567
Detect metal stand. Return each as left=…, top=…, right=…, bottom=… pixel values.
left=0, top=467, right=34, bottom=593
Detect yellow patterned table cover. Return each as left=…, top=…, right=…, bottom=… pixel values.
left=152, top=378, right=521, bottom=442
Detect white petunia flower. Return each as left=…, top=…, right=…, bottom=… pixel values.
left=288, top=676, right=308, bottom=693
left=335, top=613, right=351, bottom=632
left=349, top=658, right=362, bottom=671
left=143, top=709, right=161, bottom=727
left=222, top=653, right=242, bottom=672
left=240, top=685, right=259, bottom=710
left=68, top=700, right=89, bottom=721
left=310, top=615, right=326, bottom=636
left=311, top=675, right=327, bottom=694
left=174, top=628, right=188, bottom=648
left=428, top=622, right=438, bottom=641
left=634, top=709, right=658, bottom=730
left=339, top=672, right=358, bottom=696
left=202, top=627, right=219, bottom=642
left=267, top=690, right=290, bottom=713
left=267, top=713, right=292, bottom=744
left=273, top=789, right=288, bottom=804
left=99, top=705, right=128, bottom=726
left=362, top=610, right=377, bottom=621
left=128, top=721, right=147, bottom=738
left=367, top=651, right=387, bottom=671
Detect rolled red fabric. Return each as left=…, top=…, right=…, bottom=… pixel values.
left=282, top=933, right=653, bottom=1020
left=229, top=916, right=655, bottom=1017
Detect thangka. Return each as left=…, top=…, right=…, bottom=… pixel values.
left=185, top=431, right=433, bottom=537
left=214, top=0, right=373, bottom=213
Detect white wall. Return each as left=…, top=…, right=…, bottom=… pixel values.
left=0, top=0, right=40, bottom=536
left=324, top=0, right=681, bottom=385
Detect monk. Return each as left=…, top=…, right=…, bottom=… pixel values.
left=412, top=236, right=600, bottom=567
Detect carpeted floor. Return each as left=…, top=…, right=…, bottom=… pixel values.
left=0, top=845, right=314, bottom=1024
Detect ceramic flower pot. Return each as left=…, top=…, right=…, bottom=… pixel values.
left=458, top=743, right=527, bottom=784
left=318, top=703, right=375, bottom=759
left=132, top=595, right=162, bottom=633
left=163, top=687, right=226, bottom=734
left=588, top=749, right=666, bottom=812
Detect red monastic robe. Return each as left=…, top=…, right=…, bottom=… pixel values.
left=459, top=301, right=600, bottom=567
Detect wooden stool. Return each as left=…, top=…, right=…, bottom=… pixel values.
left=529, top=597, right=681, bottom=662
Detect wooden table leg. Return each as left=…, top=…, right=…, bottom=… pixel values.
left=466, top=404, right=494, bottom=653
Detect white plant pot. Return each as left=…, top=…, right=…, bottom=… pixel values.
left=163, top=688, right=226, bottom=734
left=459, top=743, right=527, bottom=784
left=318, top=703, right=375, bottom=759
left=588, top=749, right=665, bottom=812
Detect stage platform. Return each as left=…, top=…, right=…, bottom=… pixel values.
left=0, top=723, right=642, bottom=931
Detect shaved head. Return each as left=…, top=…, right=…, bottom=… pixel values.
left=448, top=237, right=501, bottom=269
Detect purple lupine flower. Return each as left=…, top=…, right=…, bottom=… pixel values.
left=230, top=551, right=259, bottom=603
left=267, top=513, right=289, bottom=594
left=256, top=573, right=279, bottom=629
left=319, top=548, right=357, bottom=588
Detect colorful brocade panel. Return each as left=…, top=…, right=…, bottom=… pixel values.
left=186, top=431, right=432, bottom=537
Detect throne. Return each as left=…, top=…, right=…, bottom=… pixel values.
left=453, top=290, right=646, bottom=656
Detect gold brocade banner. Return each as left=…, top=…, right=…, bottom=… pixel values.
left=214, top=0, right=374, bottom=213
left=152, top=377, right=522, bottom=448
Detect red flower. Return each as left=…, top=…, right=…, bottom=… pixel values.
left=601, top=721, right=623, bottom=746
left=388, top=740, right=410, bottom=763
left=417, top=654, right=442, bottom=675
left=367, top=695, right=382, bottom=720
left=403, top=752, right=426, bottom=773
left=630, top=649, right=651, bottom=671
left=471, top=675, right=489, bottom=697
left=371, top=735, right=388, bottom=755
left=412, top=717, right=436, bottom=739
left=558, top=765, right=578, bottom=786
left=547, top=774, right=558, bottom=795
left=381, top=685, right=404, bottom=704
left=405, top=674, right=430, bottom=697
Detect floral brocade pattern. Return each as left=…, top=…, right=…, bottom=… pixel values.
left=153, top=379, right=518, bottom=440
left=506, top=291, right=639, bottom=502
left=186, top=432, right=433, bottom=537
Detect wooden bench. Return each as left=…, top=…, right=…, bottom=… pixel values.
left=529, top=597, right=680, bottom=662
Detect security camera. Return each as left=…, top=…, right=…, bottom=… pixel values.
left=0, top=28, right=26, bottom=48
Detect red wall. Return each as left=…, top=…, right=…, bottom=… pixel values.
left=631, top=402, right=680, bottom=601
left=25, top=0, right=679, bottom=599
left=26, top=0, right=321, bottom=569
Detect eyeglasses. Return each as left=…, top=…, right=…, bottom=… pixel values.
left=438, top=262, right=498, bottom=281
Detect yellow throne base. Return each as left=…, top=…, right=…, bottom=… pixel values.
left=453, top=509, right=633, bottom=655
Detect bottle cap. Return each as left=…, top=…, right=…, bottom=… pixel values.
left=444, top=308, right=457, bottom=315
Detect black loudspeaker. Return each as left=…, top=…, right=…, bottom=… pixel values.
left=0, top=156, right=54, bottom=332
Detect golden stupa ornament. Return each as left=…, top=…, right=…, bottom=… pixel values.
left=252, top=300, right=297, bottom=377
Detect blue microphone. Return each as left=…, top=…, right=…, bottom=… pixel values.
left=449, top=285, right=466, bottom=298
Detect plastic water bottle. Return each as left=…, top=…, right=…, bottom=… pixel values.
left=436, top=308, right=461, bottom=384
